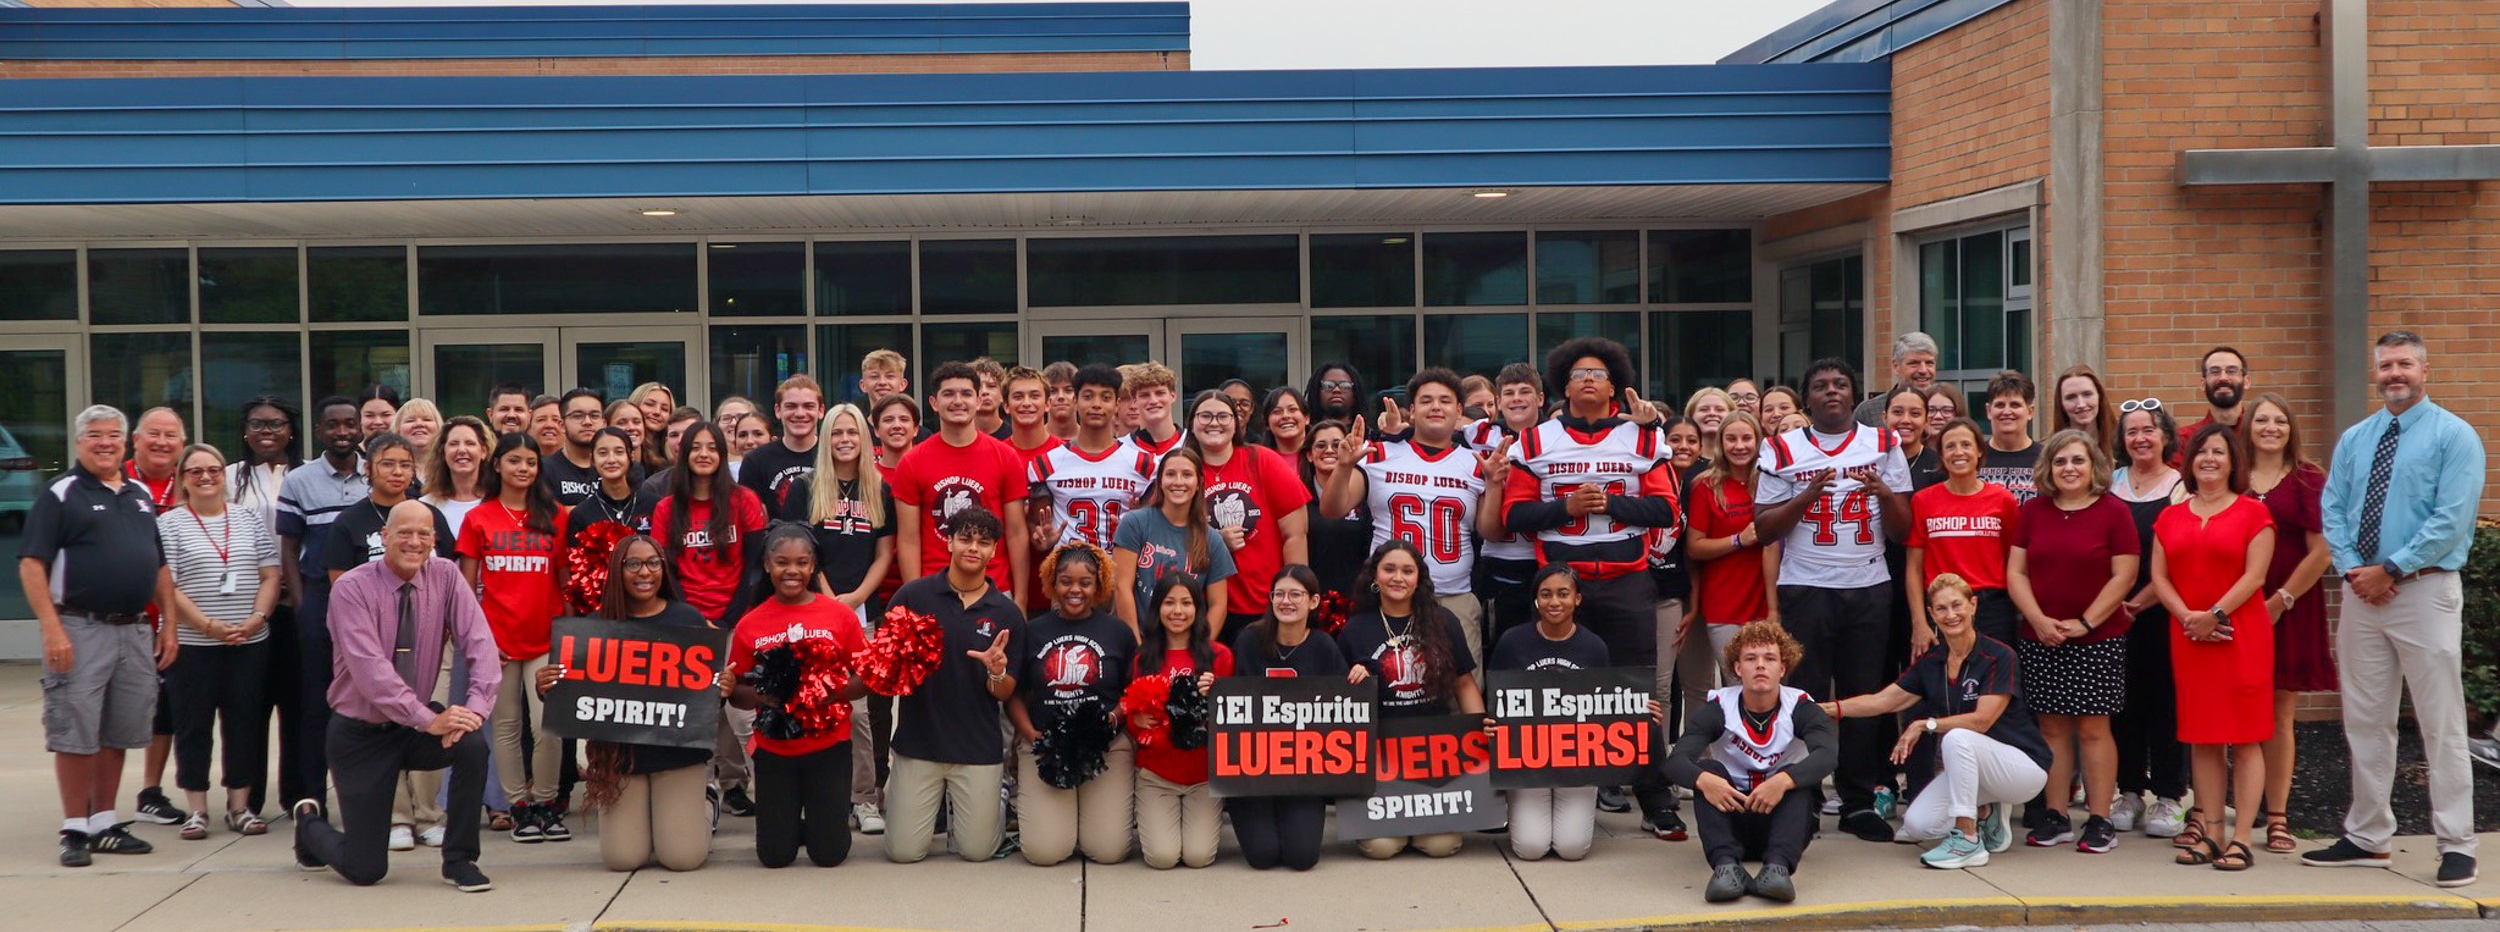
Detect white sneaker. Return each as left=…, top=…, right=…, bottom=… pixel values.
left=2109, top=793, right=2143, bottom=833
left=1820, top=795, right=1842, bottom=816
left=418, top=826, right=446, bottom=848
left=853, top=802, right=886, bottom=836
left=2145, top=797, right=2186, bottom=838
left=388, top=825, right=415, bottom=851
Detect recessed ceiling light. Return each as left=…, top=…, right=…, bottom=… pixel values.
left=709, top=243, right=738, bottom=249
left=1381, top=237, right=1410, bottom=245
left=1469, top=190, right=1511, bottom=199
left=637, top=208, right=679, bottom=217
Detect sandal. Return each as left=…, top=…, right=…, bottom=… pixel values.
left=2176, top=834, right=2221, bottom=866
left=225, top=810, right=269, bottom=836
left=2172, top=811, right=2207, bottom=849
left=2264, top=812, right=2296, bottom=852
left=2213, top=839, right=2256, bottom=871
left=179, top=812, right=209, bottom=841
left=487, top=811, right=514, bottom=832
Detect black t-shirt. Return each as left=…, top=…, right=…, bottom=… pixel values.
left=618, top=600, right=716, bottom=775
left=320, top=498, right=457, bottom=574
left=1978, top=442, right=2039, bottom=503
left=738, top=439, right=817, bottom=515
left=1489, top=623, right=1612, bottom=672
left=1306, top=501, right=1371, bottom=600
left=1907, top=447, right=1946, bottom=491
left=1231, top=623, right=1351, bottom=679
left=18, top=469, right=165, bottom=614
left=1336, top=607, right=1478, bottom=717
left=888, top=574, right=1028, bottom=765
left=1018, top=608, right=1136, bottom=731
left=779, top=474, right=896, bottom=595
left=561, top=486, right=655, bottom=550
left=539, top=451, right=603, bottom=508
left=1892, top=635, right=2052, bottom=769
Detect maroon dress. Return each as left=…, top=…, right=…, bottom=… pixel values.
left=2255, top=464, right=2336, bottom=692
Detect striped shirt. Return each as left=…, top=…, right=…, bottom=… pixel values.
left=275, top=455, right=366, bottom=581
left=158, top=505, right=279, bottom=646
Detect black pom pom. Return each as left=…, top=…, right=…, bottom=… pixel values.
left=1165, top=674, right=1211, bottom=751
left=1033, top=695, right=1119, bottom=789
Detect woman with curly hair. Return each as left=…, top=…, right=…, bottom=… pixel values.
left=1336, top=540, right=1483, bottom=859
left=1009, top=541, right=1138, bottom=866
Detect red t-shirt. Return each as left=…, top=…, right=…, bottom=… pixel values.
left=649, top=487, right=769, bottom=623
left=1907, top=483, right=2022, bottom=591
left=1129, top=429, right=1183, bottom=459
left=2012, top=493, right=2142, bottom=643
left=1687, top=476, right=1767, bottom=626
left=1131, top=643, right=1234, bottom=786
left=1008, top=433, right=1062, bottom=465
left=1201, top=445, right=1311, bottom=616
left=727, top=595, right=869, bottom=755
left=454, top=503, right=563, bottom=660
left=891, top=430, right=1031, bottom=587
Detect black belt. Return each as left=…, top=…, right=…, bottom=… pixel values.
left=57, top=605, right=146, bottom=625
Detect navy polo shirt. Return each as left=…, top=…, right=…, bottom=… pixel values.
left=19, top=468, right=164, bottom=615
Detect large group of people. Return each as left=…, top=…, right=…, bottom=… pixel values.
left=16, top=327, right=2483, bottom=899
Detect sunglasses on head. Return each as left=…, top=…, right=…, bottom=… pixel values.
left=2119, top=398, right=2163, bottom=413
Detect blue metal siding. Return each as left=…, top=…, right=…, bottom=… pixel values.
left=1721, top=0, right=2020, bottom=64
left=0, top=3, right=1189, bottom=60
left=0, top=64, right=1890, bottom=205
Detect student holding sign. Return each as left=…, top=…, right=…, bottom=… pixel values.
left=1010, top=542, right=1137, bottom=867
left=1131, top=575, right=1234, bottom=869
left=1664, top=620, right=1836, bottom=903
left=726, top=525, right=871, bottom=868
left=536, top=534, right=721, bottom=872
left=1227, top=565, right=1362, bottom=871
left=456, top=433, right=569, bottom=844
left=1336, top=540, right=1484, bottom=859
left=1487, top=564, right=1619, bottom=861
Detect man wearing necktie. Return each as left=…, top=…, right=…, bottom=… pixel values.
left=2306, top=330, right=2485, bottom=887
left=294, top=500, right=502, bottom=892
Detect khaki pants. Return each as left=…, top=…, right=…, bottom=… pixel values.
left=884, top=752, right=1005, bottom=863
left=1135, top=769, right=1219, bottom=869
left=1357, top=831, right=1463, bottom=859
left=2338, top=573, right=2477, bottom=855
left=1015, top=735, right=1135, bottom=866
left=1439, top=592, right=1486, bottom=671
left=491, top=655, right=561, bottom=805
left=851, top=697, right=880, bottom=805
left=600, top=764, right=713, bottom=872
left=1661, top=598, right=1716, bottom=719
left=712, top=705, right=754, bottom=792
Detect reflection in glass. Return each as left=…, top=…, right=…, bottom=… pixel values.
left=0, top=348, right=67, bottom=618
left=577, top=341, right=687, bottom=406
left=708, top=242, right=805, bottom=317
left=309, top=246, right=409, bottom=323
left=1041, top=334, right=1150, bottom=370
left=1646, top=230, right=1752, bottom=304
left=1028, top=235, right=1298, bottom=307
left=420, top=243, right=696, bottom=315
left=1310, top=233, right=1415, bottom=308
left=919, top=240, right=1016, bottom=315
left=814, top=241, right=910, bottom=317
left=0, top=250, right=78, bottom=321
left=199, top=247, right=300, bottom=324
left=1422, top=233, right=1528, bottom=306
left=711, top=326, right=808, bottom=417
left=91, top=331, right=194, bottom=425
left=1649, top=311, right=1753, bottom=404
left=89, top=248, right=191, bottom=326
left=1535, top=231, right=1640, bottom=305
left=309, top=331, right=412, bottom=408
left=1424, top=313, right=1527, bottom=382
left=1309, top=315, right=1414, bottom=400
left=430, top=342, right=540, bottom=425
left=1177, top=331, right=1288, bottom=400
left=919, top=322, right=1018, bottom=386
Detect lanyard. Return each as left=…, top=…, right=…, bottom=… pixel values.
left=190, top=508, right=232, bottom=566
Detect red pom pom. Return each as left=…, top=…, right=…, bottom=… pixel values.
left=858, top=606, right=946, bottom=696
left=562, top=521, right=630, bottom=613
left=1314, top=590, right=1352, bottom=635
left=785, top=636, right=853, bottom=736
left=1119, top=674, right=1176, bottom=747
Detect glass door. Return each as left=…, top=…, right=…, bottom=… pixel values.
left=421, top=327, right=558, bottom=423
left=563, top=326, right=698, bottom=407
left=0, top=333, right=81, bottom=622
left=1165, top=316, right=1303, bottom=399
left=1027, top=318, right=1163, bottom=371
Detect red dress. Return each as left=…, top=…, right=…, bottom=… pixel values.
left=2154, top=495, right=2276, bottom=744
left=2255, top=464, right=2336, bottom=692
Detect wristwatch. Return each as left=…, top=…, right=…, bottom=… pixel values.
left=2380, top=560, right=2403, bottom=581
left=1923, top=717, right=1940, bottom=734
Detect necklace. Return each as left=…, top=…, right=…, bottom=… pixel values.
left=1740, top=705, right=1778, bottom=734
left=1273, top=626, right=1307, bottom=662
left=1380, top=610, right=1414, bottom=650
left=589, top=488, right=636, bottom=527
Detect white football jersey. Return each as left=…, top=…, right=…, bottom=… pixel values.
left=1754, top=424, right=1911, bottom=589
left=1461, top=420, right=1536, bottom=563
left=1026, top=439, right=1157, bottom=549
left=1359, top=439, right=1485, bottom=593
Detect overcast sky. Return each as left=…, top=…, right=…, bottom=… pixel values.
left=295, top=0, right=1839, bottom=67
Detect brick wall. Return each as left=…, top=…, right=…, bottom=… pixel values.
left=0, top=51, right=1189, bottom=79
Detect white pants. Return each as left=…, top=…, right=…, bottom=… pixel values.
left=1508, top=787, right=1598, bottom=861
left=1901, top=728, right=2047, bottom=840
left=2339, top=573, right=2477, bottom=855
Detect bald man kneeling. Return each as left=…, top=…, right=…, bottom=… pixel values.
left=294, top=500, right=502, bottom=892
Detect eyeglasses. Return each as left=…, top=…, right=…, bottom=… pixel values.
left=1318, top=380, right=1354, bottom=390
left=246, top=419, right=290, bottom=433
left=1568, top=367, right=1611, bottom=382
left=621, top=558, right=667, bottom=572
left=2119, top=397, right=2164, bottom=413
left=1194, top=411, right=1235, bottom=423
left=181, top=466, right=223, bottom=479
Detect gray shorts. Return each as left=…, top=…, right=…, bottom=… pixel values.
left=43, top=614, right=159, bottom=755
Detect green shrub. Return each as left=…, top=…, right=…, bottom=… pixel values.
left=2461, top=524, right=2500, bottom=719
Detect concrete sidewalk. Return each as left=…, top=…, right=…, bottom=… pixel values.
left=2, top=661, right=2489, bottom=932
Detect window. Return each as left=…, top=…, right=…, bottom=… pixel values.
left=814, top=241, right=910, bottom=317
left=0, top=250, right=77, bottom=321
left=1919, top=226, right=2031, bottom=387
left=308, top=246, right=408, bottom=323
left=817, top=323, right=913, bottom=407
left=1424, top=313, right=1527, bottom=382
left=202, top=332, right=302, bottom=450
left=1310, top=233, right=1415, bottom=308
left=1310, top=314, right=1416, bottom=397
left=1422, top=233, right=1527, bottom=306
left=198, top=247, right=300, bottom=324
left=1535, top=231, right=1640, bottom=304
left=308, top=331, right=411, bottom=407
left=1779, top=254, right=1863, bottom=385
left=711, top=325, right=809, bottom=415
left=88, top=248, right=190, bottom=325
left=91, top=331, right=193, bottom=422
left=1647, top=229, right=1751, bottom=304
left=1536, top=312, right=1641, bottom=377
left=707, top=242, right=805, bottom=317
left=1649, top=311, right=1753, bottom=404
left=418, top=243, right=696, bottom=316
left=919, top=240, right=1016, bottom=315
left=919, top=321, right=1017, bottom=384
left=1027, top=235, right=1299, bottom=307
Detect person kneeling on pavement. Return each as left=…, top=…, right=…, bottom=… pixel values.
left=1665, top=619, right=1835, bottom=902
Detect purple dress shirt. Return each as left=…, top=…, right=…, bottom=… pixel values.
left=328, top=556, right=501, bottom=728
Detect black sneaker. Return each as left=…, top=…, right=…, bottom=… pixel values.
left=2300, top=836, right=2393, bottom=868
left=1641, top=808, right=1688, bottom=841
left=291, top=799, right=328, bottom=872
left=59, top=830, right=91, bottom=868
left=1750, top=863, right=1797, bottom=902
left=510, top=804, right=543, bottom=844
left=722, top=786, right=756, bottom=817
left=2438, top=852, right=2477, bottom=887
left=1705, top=862, right=1750, bottom=902
left=86, top=822, right=154, bottom=855
left=2026, top=809, right=2073, bottom=847
left=1839, top=809, right=1895, bottom=843
left=134, top=787, right=184, bottom=825
left=539, top=807, right=571, bottom=843
left=2076, top=815, right=2117, bottom=853
left=1595, top=786, right=1631, bottom=813
left=443, top=860, right=493, bottom=893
